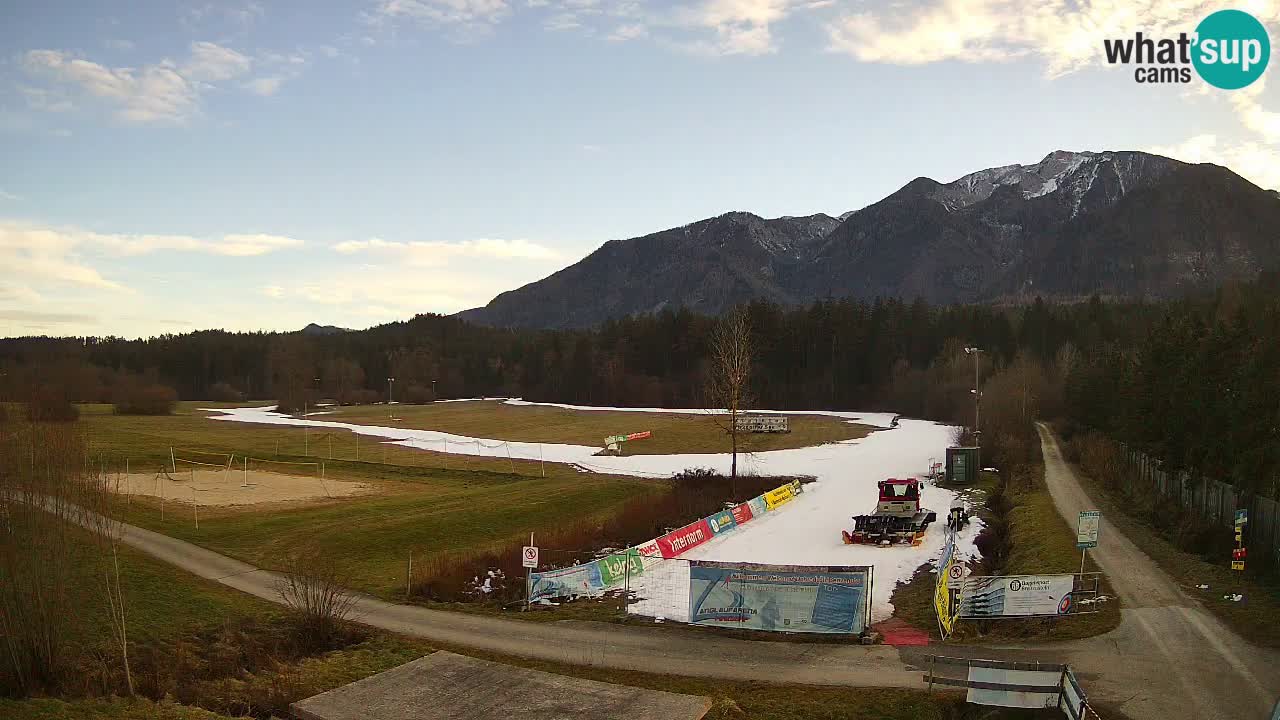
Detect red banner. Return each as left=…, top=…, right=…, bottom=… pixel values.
left=656, top=518, right=713, bottom=558
left=625, top=431, right=652, bottom=441
left=731, top=502, right=754, bottom=526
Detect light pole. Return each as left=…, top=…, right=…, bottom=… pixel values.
left=387, top=376, right=395, bottom=419
left=964, top=347, right=983, bottom=444
left=304, top=376, right=319, bottom=455
left=431, top=379, right=437, bottom=401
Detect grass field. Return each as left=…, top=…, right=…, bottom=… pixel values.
left=2, top=523, right=1107, bottom=720
left=325, top=399, right=873, bottom=454
left=76, top=402, right=660, bottom=599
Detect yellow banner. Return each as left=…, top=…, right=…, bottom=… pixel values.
left=764, top=483, right=795, bottom=510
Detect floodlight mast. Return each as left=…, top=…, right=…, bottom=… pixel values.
left=387, top=376, right=395, bottom=419
left=964, top=347, right=983, bottom=443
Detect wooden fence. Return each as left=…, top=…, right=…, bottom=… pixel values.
left=1120, top=444, right=1280, bottom=572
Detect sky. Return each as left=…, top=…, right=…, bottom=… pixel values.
left=2, top=0, right=1279, bottom=338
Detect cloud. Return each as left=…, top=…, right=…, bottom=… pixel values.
left=88, top=231, right=304, bottom=257
left=608, top=22, right=648, bottom=41
left=0, top=309, right=98, bottom=327
left=0, top=223, right=123, bottom=290
left=825, top=0, right=1280, bottom=77
left=21, top=41, right=268, bottom=124
left=371, top=0, right=511, bottom=29
left=183, top=41, right=253, bottom=82
left=262, top=285, right=285, bottom=298
left=0, top=189, right=19, bottom=201
left=245, top=77, right=284, bottom=96
left=333, top=236, right=559, bottom=264
left=104, top=38, right=136, bottom=51
left=1148, top=134, right=1280, bottom=191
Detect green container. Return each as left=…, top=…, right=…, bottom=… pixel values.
left=946, top=446, right=980, bottom=484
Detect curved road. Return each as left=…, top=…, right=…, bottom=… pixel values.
left=100, top=425, right=1279, bottom=719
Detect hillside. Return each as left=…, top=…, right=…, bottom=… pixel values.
left=460, top=151, right=1280, bottom=328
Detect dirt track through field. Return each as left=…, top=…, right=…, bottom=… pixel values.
left=1032, top=423, right=1280, bottom=720
left=75, top=426, right=1280, bottom=719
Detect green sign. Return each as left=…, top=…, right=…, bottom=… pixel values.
left=598, top=549, right=643, bottom=586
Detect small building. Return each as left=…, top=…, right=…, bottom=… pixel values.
left=946, top=446, right=981, bottom=484
left=734, top=414, right=789, bottom=433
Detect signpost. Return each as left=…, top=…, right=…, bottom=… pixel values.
left=1076, top=510, right=1101, bottom=574
left=523, top=535, right=538, bottom=609
left=1232, top=509, right=1247, bottom=572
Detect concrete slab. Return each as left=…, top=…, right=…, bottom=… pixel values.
left=291, top=651, right=712, bottom=720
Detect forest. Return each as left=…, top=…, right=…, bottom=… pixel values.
left=3, top=273, right=1279, bottom=498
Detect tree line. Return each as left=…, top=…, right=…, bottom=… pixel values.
left=2, top=274, right=1278, bottom=496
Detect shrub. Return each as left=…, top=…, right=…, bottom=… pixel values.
left=113, top=379, right=177, bottom=416
left=25, top=386, right=79, bottom=422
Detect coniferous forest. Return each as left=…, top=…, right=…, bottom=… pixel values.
left=3, top=273, right=1279, bottom=499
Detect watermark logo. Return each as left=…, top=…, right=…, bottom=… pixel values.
left=1104, top=9, right=1270, bottom=88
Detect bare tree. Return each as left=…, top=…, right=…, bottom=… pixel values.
left=706, top=306, right=754, bottom=495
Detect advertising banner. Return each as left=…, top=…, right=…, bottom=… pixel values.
left=934, top=534, right=962, bottom=638
left=748, top=495, right=768, bottom=518
left=707, top=509, right=737, bottom=534
left=688, top=561, right=869, bottom=634
left=960, top=575, right=1075, bottom=618
left=730, top=502, right=754, bottom=526
left=597, top=549, right=644, bottom=586
left=656, top=518, right=714, bottom=558
left=529, top=562, right=605, bottom=602
left=764, top=484, right=795, bottom=510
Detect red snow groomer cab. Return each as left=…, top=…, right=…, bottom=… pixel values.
left=841, top=478, right=937, bottom=546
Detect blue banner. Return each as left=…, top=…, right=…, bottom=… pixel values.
left=529, top=561, right=605, bottom=601
left=688, top=562, right=869, bottom=634
left=707, top=508, right=737, bottom=534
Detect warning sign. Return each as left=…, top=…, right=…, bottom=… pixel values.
left=522, top=546, right=539, bottom=568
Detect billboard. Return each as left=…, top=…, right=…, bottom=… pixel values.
left=934, top=532, right=963, bottom=638
left=960, top=575, right=1075, bottom=618
left=707, top=508, right=737, bottom=534
left=730, top=501, right=754, bottom=526
left=597, top=549, right=644, bottom=586
left=656, top=518, right=713, bottom=557
left=529, top=562, right=605, bottom=602
left=688, top=561, right=870, bottom=634
left=1076, top=511, right=1100, bottom=549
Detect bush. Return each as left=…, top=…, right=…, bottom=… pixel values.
left=113, top=379, right=177, bottom=416
left=400, top=384, right=435, bottom=404
left=25, top=387, right=79, bottom=422
left=208, top=382, right=244, bottom=403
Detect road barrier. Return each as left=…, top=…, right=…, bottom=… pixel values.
left=922, top=655, right=1100, bottom=718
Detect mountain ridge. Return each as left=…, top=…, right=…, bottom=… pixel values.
left=459, top=150, right=1280, bottom=329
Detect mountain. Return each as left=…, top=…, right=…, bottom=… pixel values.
left=460, top=151, right=1280, bottom=329
left=300, top=323, right=349, bottom=336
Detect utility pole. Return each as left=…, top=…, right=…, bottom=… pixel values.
left=964, top=347, right=983, bottom=444
left=387, top=376, right=395, bottom=419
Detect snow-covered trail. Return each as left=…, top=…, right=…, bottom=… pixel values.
left=205, top=400, right=980, bottom=618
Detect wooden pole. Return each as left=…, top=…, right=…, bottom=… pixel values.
left=406, top=553, right=413, bottom=600
left=539, top=444, right=545, bottom=477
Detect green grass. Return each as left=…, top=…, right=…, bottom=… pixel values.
left=1061, top=444, right=1280, bottom=648
left=327, top=399, right=873, bottom=454
left=891, top=470, right=1122, bottom=644
left=76, top=403, right=659, bottom=599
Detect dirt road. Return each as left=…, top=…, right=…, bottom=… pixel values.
left=1034, top=423, right=1280, bottom=720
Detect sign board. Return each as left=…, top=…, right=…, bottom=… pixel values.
left=1233, top=509, right=1248, bottom=572
left=960, top=575, right=1075, bottom=618
left=734, top=415, right=789, bottom=433
left=528, top=562, right=604, bottom=602
left=966, top=666, right=1062, bottom=709
left=1076, top=510, right=1101, bottom=549
left=688, top=561, right=870, bottom=634
left=521, top=545, right=539, bottom=568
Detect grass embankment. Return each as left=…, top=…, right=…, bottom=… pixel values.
left=327, top=399, right=873, bottom=454
left=1061, top=431, right=1280, bottom=648
left=892, top=469, right=1122, bottom=643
